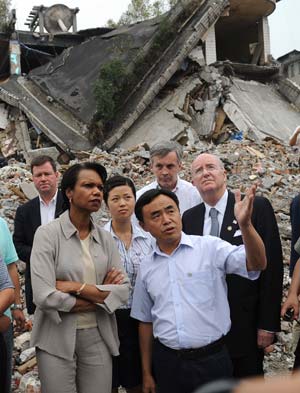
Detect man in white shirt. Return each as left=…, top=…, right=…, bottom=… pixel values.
left=131, top=187, right=266, bottom=393
left=13, top=155, right=64, bottom=314
left=136, top=141, right=201, bottom=214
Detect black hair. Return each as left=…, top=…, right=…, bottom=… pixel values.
left=135, top=188, right=179, bottom=223
left=30, top=155, right=57, bottom=173
left=103, top=175, right=136, bottom=204
left=61, top=162, right=107, bottom=210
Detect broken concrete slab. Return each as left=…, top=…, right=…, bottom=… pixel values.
left=19, top=182, right=38, bottom=200
left=119, top=75, right=202, bottom=148
left=0, top=76, right=92, bottom=152
left=192, top=97, right=219, bottom=137
left=223, top=78, right=300, bottom=142
left=278, top=77, right=300, bottom=111
left=27, top=146, right=60, bottom=163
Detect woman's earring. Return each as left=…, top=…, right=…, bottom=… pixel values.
left=69, top=198, right=72, bottom=204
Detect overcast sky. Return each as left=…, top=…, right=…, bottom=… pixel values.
left=11, top=0, right=298, bottom=59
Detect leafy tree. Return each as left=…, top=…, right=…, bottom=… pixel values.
left=106, top=0, right=177, bottom=27
left=94, top=60, right=129, bottom=123
left=0, top=0, right=11, bottom=31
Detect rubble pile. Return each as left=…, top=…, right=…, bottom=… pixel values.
left=0, top=137, right=299, bottom=390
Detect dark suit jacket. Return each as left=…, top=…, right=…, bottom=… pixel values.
left=290, top=194, right=300, bottom=276
left=182, top=191, right=283, bottom=358
left=13, top=191, right=64, bottom=314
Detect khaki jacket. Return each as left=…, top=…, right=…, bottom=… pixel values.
left=30, top=210, right=130, bottom=360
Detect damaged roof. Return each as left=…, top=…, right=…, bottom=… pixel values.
left=28, top=17, right=162, bottom=125
left=0, top=0, right=298, bottom=157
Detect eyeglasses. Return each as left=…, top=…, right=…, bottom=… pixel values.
left=193, top=165, right=221, bottom=176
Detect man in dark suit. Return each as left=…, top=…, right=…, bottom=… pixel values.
left=13, top=155, right=64, bottom=315
left=182, top=153, right=283, bottom=378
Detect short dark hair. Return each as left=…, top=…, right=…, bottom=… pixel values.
left=135, top=188, right=179, bottom=223
left=30, top=155, right=57, bottom=173
left=150, top=141, right=183, bottom=163
left=61, top=162, right=107, bottom=210
left=103, top=175, right=136, bottom=204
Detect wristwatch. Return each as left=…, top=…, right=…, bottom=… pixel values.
left=11, top=304, right=23, bottom=311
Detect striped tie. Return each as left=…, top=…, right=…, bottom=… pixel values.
left=209, top=208, right=219, bottom=237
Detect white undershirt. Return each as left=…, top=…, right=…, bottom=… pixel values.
left=39, top=191, right=58, bottom=226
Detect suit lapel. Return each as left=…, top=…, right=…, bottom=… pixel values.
left=32, top=197, right=41, bottom=231
left=220, top=191, right=238, bottom=242
left=55, top=190, right=64, bottom=218
left=197, top=203, right=205, bottom=235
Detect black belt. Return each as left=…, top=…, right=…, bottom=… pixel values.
left=155, top=336, right=225, bottom=359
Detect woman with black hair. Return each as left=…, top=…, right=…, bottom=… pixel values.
left=103, top=175, right=152, bottom=393
left=30, top=162, right=130, bottom=393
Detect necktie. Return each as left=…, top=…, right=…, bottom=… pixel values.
left=209, top=208, right=219, bottom=237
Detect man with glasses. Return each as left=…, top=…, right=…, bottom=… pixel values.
left=13, top=155, right=64, bottom=315
left=182, top=153, right=283, bottom=378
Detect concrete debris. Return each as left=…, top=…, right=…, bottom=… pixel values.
left=18, top=371, right=40, bottom=392
left=119, top=64, right=300, bottom=149
left=0, top=3, right=297, bottom=155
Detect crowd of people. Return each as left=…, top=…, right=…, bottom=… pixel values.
left=0, top=140, right=299, bottom=393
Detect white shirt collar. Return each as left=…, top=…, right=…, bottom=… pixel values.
left=39, top=190, right=58, bottom=207
left=204, top=189, right=228, bottom=217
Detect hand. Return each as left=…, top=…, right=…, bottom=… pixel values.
left=281, top=293, right=299, bottom=320
left=56, top=280, right=79, bottom=294
left=143, top=374, right=156, bottom=393
left=70, top=298, right=97, bottom=313
left=0, top=315, right=12, bottom=333
left=12, top=309, right=26, bottom=331
left=234, top=184, right=257, bottom=229
left=103, top=268, right=124, bottom=285
left=257, top=329, right=275, bottom=348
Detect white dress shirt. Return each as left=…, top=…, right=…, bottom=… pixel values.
left=39, top=191, right=58, bottom=226
left=136, top=177, right=201, bottom=215
left=203, top=190, right=228, bottom=236
left=131, top=232, right=259, bottom=350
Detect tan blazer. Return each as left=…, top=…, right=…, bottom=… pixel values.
left=30, top=210, right=130, bottom=361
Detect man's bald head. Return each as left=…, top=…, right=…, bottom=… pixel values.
left=191, top=153, right=227, bottom=205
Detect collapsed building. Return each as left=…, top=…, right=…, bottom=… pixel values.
left=0, top=0, right=299, bottom=163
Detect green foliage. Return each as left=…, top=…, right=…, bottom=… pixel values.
left=106, top=19, right=118, bottom=28
left=0, top=0, right=11, bottom=31
left=93, top=60, right=129, bottom=123
left=106, top=0, right=178, bottom=27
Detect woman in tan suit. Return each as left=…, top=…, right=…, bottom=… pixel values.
left=30, top=162, right=130, bottom=393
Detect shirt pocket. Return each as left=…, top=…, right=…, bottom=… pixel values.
left=180, top=270, right=214, bottom=307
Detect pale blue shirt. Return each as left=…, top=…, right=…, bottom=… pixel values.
left=0, top=256, right=14, bottom=291
left=0, top=217, right=18, bottom=318
left=103, top=221, right=152, bottom=308
left=131, top=232, right=259, bottom=350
